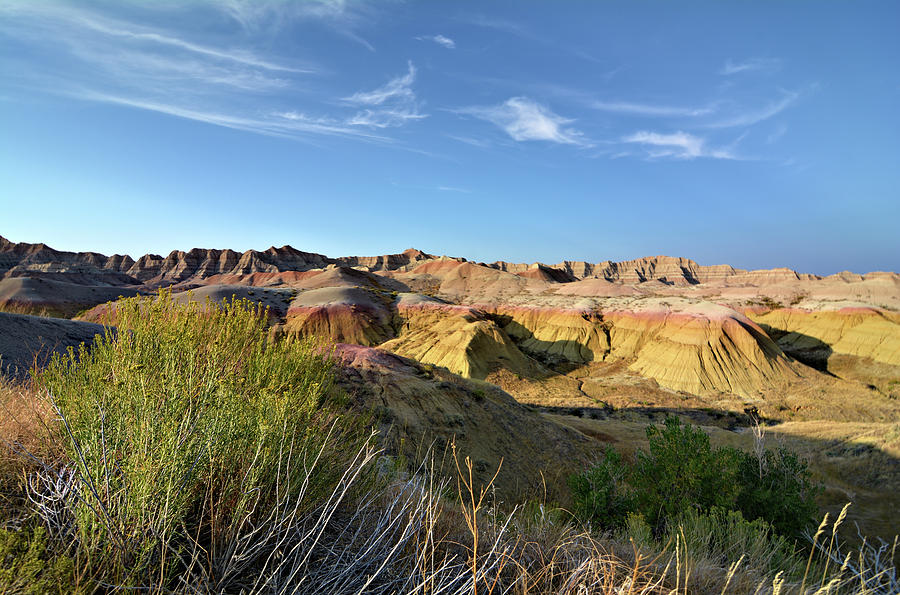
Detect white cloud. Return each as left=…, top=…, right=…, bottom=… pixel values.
left=622, top=131, right=736, bottom=160
left=75, top=91, right=388, bottom=141
left=218, top=0, right=376, bottom=50
left=591, top=100, right=716, bottom=117
left=767, top=123, right=788, bottom=144
left=345, top=61, right=416, bottom=105
left=458, top=97, right=589, bottom=146
left=0, top=3, right=310, bottom=73
left=447, top=135, right=492, bottom=148
left=707, top=90, right=799, bottom=128
left=416, top=34, right=455, bottom=49
left=720, top=58, right=781, bottom=75
left=345, top=108, right=427, bottom=128
left=0, top=2, right=427, bottom=144
left=343, top=61, right=426, bottom=128
left=222, top=0, right=353, bottom=26
left=81, top=18, right=309, bottom=73
left=73, top=48, right=291, bottom=92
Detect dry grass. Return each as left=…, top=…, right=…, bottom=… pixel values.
left=2, top=393, right=898, bottom=592
left=0, top=376, right=59, bottom=511
left=0, top=300, right=71, bottom=319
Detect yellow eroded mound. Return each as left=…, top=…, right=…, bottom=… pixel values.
left=749, top=307, right=900, bottom=366
left=284, top=287, right=394, bottom=346
left=605, top=303, right=795, bottom=397
left=382, top=301, right=538, bottom=380
left=486, top=306, right=610, bottom=364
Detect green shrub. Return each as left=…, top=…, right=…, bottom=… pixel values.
left=570, top=416, right=821, bottom=540
left=568, top=445, right=634, bottom=530
left=0, top=525, right=81, bottom=594
left=675, top=507, right=802, bottom=577
left=622, top=511, right=653, bottom=550
left=37, top=291, right=353, bottom=588
left=734, top=445, right=821, bottom=539
left=631, top=416, right=741, bottom=533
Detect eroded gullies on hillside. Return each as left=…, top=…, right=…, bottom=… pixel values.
left=2, top=236, right=899, bottom=537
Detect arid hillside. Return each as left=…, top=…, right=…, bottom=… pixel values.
left=3, top=236, right=899, bottom=537
left=4, top=236, right=897, bottom=414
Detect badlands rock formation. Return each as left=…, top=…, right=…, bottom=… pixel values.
left=0, top=312, right=106, bottom=377
left=333, top=343, right=594, bottom=499
left=285, top=287, right=394, bottom=346
left=749, top=305, right=900, bottom=368
left=4, top=236, right=898, bottom=537
left=381, top=294, right=540, bottom=380
left=2, top=236, right=898, bottom=420
left=603, top=300, right=797, bottom=396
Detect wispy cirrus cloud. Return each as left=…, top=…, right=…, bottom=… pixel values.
left=720, top=58, right=781, bottom=75
left=217, top=0, right=377, bottom=51
left=463, top=13, right=606, bottom=64
left=345, top=61, right=416, bottom=105
left=343, top=61, right=427, bottom=128
left=591, top=100, right=716, bottom=118
left=767, top=123, right=788, bottom=144
left=0, top=3, right=310, bottom=99
left=390, top=181, right=472, bottom=194
left=447, top=135, right=493, bottom=148
left=75, top=90, right=388, bottom=142
left=622, top=131, right=737, bottom=160
left=416, top=34, right=456, bottom=49
left=456, top=97, right=590, bottom=146
left=706, top=89, right=800, bottom=128
left=0, top=3, right=311, bottom=74
left=77, top=16, right=310, bottom=73
left=0, top=3, right=424, bottom=144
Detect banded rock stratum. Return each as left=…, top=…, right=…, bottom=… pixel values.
left=2, top=235, right=898, bottom=418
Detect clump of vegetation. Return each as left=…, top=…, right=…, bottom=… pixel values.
left=789, top=291, right=809, bottom=306
left=27, top=291, right=358, bottom=589
left=735, top=442, right=820, bottom=539
left=0, top=301, right=70, bottom=319
left=746, top=296, right=784, bottom=310
left=568, top=445, right=634, bottom=530
left=570, top=416, right=821, bottom=540
left=0, top=524, right=81, bottom=594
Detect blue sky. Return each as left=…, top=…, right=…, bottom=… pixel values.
left=1, top=1, right=898, bottom=275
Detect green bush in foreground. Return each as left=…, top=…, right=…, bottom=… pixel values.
left=37, top=291, right=348, bottom=588
left=631, top=416, right=742, bottom=533
left=735, top=445, right=820, bottom=539
left=570, top=416, right=821, bottom=540
left=567, top=445, right=634, bottom=530
left=0, top=525, right=80, bottom=594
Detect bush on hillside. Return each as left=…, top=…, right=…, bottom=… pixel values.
left=735, top=445, right=821, bottom=539
left=570, top=416, right=821, bottom=540
left=631, top=416, right=742, bottom=533
left=568, top=445, right=634, bottom=530
left=35, top=291, right=358, bottom=589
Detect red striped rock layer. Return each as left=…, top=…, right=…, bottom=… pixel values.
left=284, top=287, right=394, bottom=347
